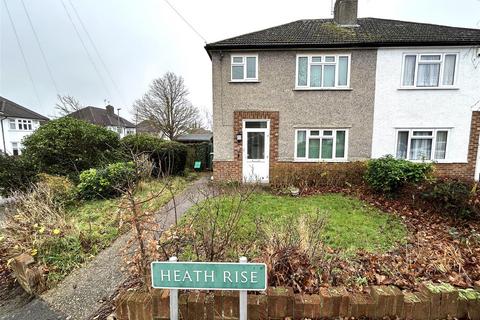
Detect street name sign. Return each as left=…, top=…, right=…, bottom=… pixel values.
left=151, top=261, right=267, bottom=291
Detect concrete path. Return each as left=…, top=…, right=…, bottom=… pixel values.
left=2, top=176, right=208, bottom=320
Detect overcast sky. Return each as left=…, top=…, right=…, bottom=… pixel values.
left=1, top=0, right=480, bottom=122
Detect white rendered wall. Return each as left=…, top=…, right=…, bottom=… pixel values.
left=372, top=47, right=480, bottom=164
left=0, top=118, right=40, bottom=155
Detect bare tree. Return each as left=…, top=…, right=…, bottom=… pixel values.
left=55, top=94, right=83, bottom=116
left=133, top=72, right=201, bottom=140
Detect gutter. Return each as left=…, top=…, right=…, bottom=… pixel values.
left=204, top=41, right=480, bottom=54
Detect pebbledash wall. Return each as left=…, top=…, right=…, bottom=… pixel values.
left=211, top=50, right=377, bottom=181
left=372, top=47, right=480, bottom=180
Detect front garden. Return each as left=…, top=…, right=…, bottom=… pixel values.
left=0, top=117, right=196, bottom=291
left=157, top=156, right=480, bottom=295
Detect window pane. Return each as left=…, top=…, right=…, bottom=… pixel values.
left=312, top=56, right=322, bottom=62
left=297, top=57, right=308, bottom=86
left=410, top=138, right=432, bottom=160
left=413, top=131, right=433, bottom=136
left=435, top=131, right=448, bottom=159
left=245, top=121, right=267, bottom=128
left=310, top=65, right=322, bottom=87
left=323, top=130, right=333, bottom=136
left=308, top=139, right=320, bottom=159
left=9, top=120, right=15, bottom=130
left=247, top=132, right=265, bottom=159
left=321, top=139, right=333, bottom=159
left=323, top=65, right=336, bottom=87
left=421, top=55, right=441, bottom=61
left=232, top=57, right=243, bottom=63
left=325, top=56, right=335, bottom=62
left=297, top=131, right=306, bottom=157
left=443, top=55, right=456, bottom=85
left=232, top=65, right=244, bottom=80
left=310, top=130, right=320, bottom=136
left=403, top=55, right=416, bottom=86
left=246, top=57, right=256, bottom=78
left=336, top=131, right=346, bottom=158
left=396, top=131, right=409, bottom=159
left=338, top=56, right=349, bottom=86
left=417, top=63, right=440, bottom=87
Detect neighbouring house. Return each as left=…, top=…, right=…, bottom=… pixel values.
left=0, top=96, right=49, bottom=156
left=205, top=0, right=480, bottom=183
left=68, top=105, right=136, bottom=138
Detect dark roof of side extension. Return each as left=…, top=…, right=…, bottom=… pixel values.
left=205, top=18, right=480, bottom=51
left=0, top=96, right=49, bottom=121
left=68, top=106, right=135, bottom=128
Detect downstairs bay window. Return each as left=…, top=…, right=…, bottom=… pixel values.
left=295, top=129, right=348, bottom=161
left=396, top=129, right=448, bottom=161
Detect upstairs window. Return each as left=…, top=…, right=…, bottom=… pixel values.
left=402, top=53, right=458, bottom=88
left=9, top=119, right=33, bottom=131
left=296, top=54, right=350, bottom=89
left=396, top=129, right=448, bottom=161
left=295, top=128, right=348, bottom=161
left=231, top=55, right=258, bottom=81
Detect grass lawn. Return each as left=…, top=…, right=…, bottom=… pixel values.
left=182, top=192, right=407, bottom=257
left=39, top=177, right=190, bottom=285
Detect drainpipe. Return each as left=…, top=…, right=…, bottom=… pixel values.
left=0, top=101, right=7, bottom=155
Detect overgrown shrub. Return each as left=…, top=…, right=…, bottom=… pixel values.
left=422, top=178, right=478, bottom=219
left=22, top=117, right=120, bottom=179
left=37, top=173, right=75, bottom=204
left=365, top=156, right=433, bottom=194
left=0, top=154, right=38, bottom=196
left=121, top=134, right=187, bottom=176
left=76, top=162, right=136, bottom=200
left=270, top=162, right=366, bottom=193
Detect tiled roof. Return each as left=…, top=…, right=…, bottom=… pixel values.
left=68, top=106, right=135, bottom=128
left=205, top=18, right=480, bottom=50
left=176, top=133, right=213, bottom=142
left=0, top=96, right=49, bottom=121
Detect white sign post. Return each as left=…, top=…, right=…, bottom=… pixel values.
left=169, top=256, right=179, bottom=320
left=239, top=256, right=248, bottom=320
left=151, top=256, right=267, bottom=320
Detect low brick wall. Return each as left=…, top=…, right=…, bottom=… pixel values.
left=116, top=284, right=480, bottom=320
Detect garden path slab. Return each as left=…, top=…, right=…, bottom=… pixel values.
left=39, top=176, right=209, bottom=320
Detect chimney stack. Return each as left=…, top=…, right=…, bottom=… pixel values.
left=333, top=0, right=358, bottom=26
left=106, top=105, right=115, bottom=115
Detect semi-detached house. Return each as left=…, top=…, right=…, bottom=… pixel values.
left=0, top=96, right=49, bottom=156
left=205, top=0, right=480, bottom=183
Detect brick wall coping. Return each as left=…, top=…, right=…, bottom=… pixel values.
left=116, top=283, right=480, bottom=319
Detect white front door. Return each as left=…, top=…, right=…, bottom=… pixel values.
left=242, top=120, right=270, bottom=183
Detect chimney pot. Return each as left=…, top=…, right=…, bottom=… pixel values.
left=106, top=105, right=114, bottom=115
left=334, top=0, right=358, bottom=26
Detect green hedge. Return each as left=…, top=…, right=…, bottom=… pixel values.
left=22, top=117, right=120, bottom=179
left=0, top=154, right=38, bottom=196
left=365, top=155, right=433, bottom=194
left=121, top=134, right=187, bottom=176
left=76, top=162, right=136, bottom=200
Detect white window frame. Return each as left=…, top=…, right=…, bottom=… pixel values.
left=395, top=128, right=450, bottom=162
left=294, top=128, right=349, bottom=162
left=400, top=52, right=459, bottom=89
left=230, top=54, right=258, bottom=82
left=11, top=142, right=20, bottom=156
left=295, top=54, right=351, bottom=90
left=9, top=119, right=34, bottom=131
